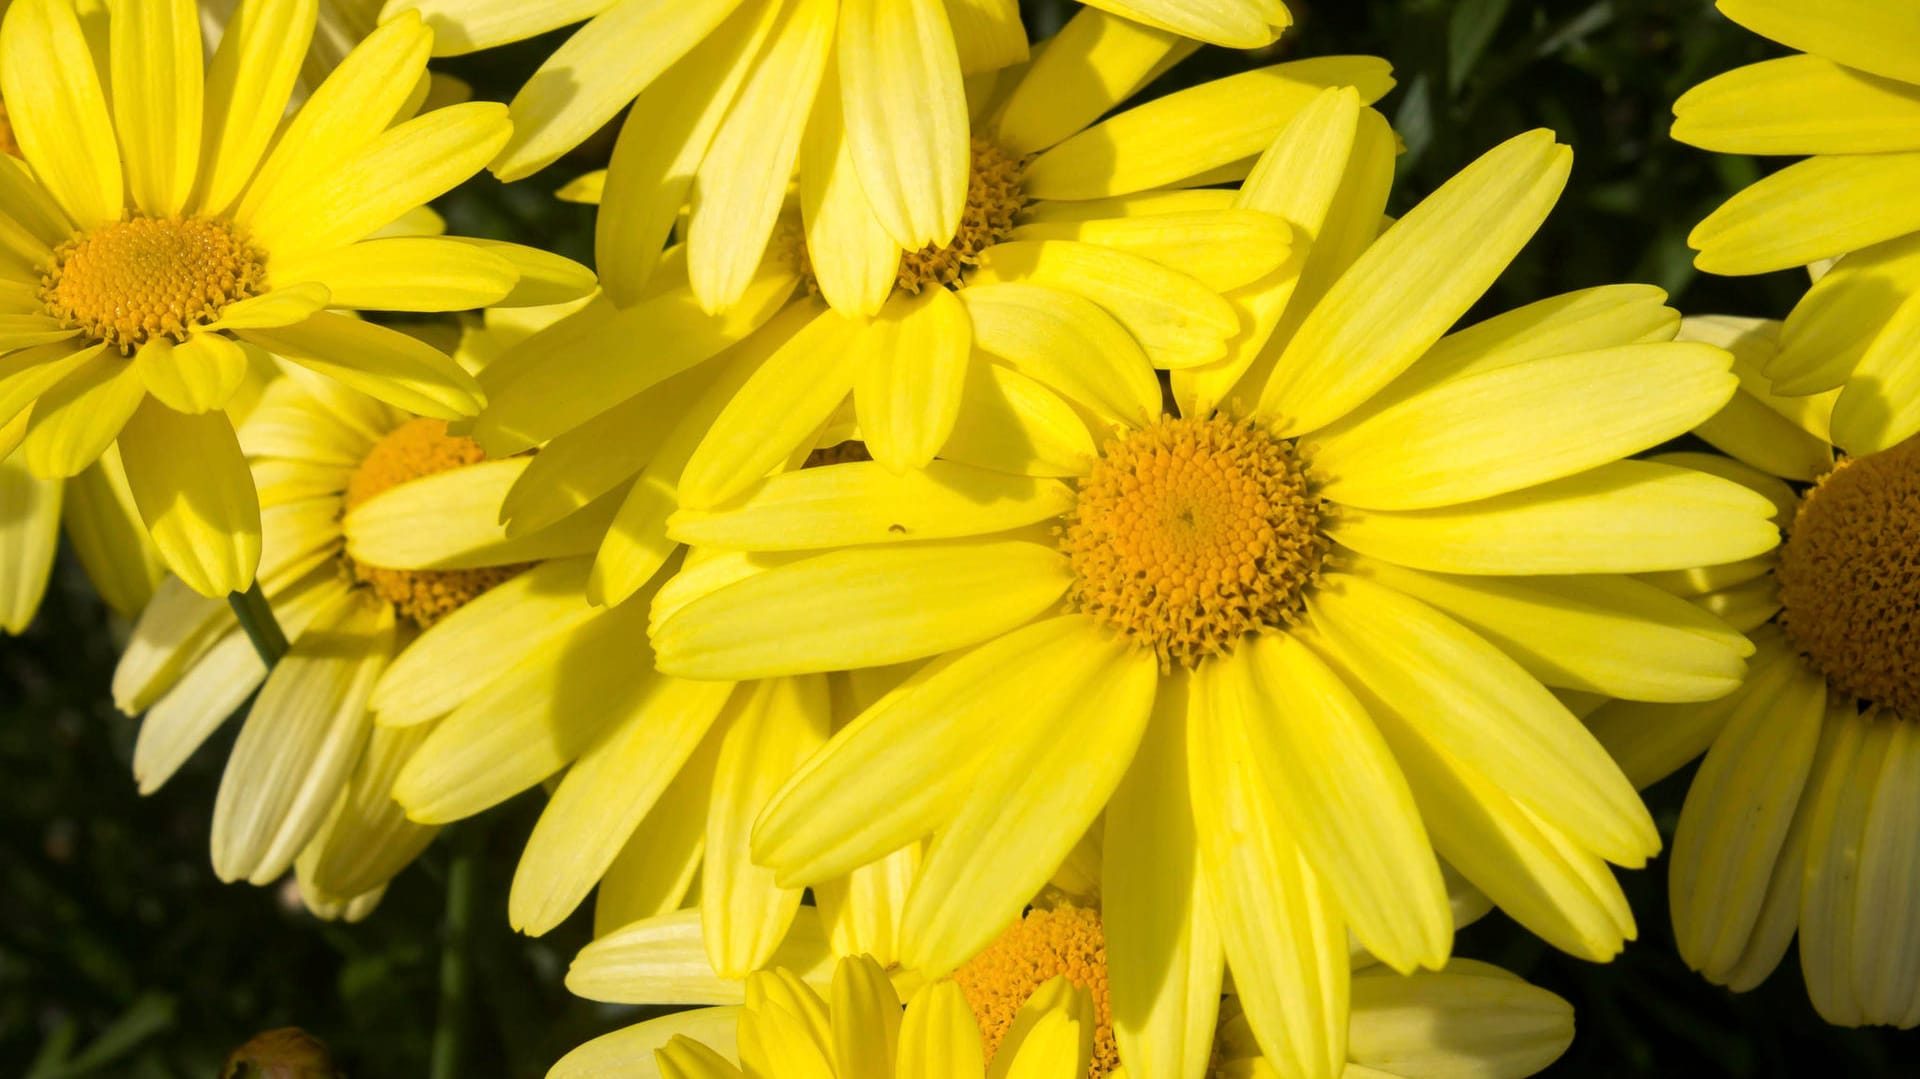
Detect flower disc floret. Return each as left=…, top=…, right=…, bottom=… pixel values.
left=895, top=136, right=1026, bottom=294
left=39, top=216, right=267, bottom=353
left=342, top=418, right=525, bottom=629
left=1062, top=414, right=1326, bottom=668
left=953, top=905, right=1119, bottom=1077
left=1776, top=436, right=1920, bottom=717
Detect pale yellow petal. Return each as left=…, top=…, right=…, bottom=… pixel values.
left=548, top=1002, right=742, bottom=1079
left=837, top=0, right=968, bottom=248
left=958, top=282, right=1159, bottom=427
left=400, top=0, right=620, bottom=56
left=801, top=62, right=902, bottom=317
left=107, top=0, right=201, bottom=216
left=1085, top=0, right=1287, bottom=48
left=240, top=312, right=484, bottom=420
left=1718, top=0, right=1920, bottom=84
left=1691, top=152, right=1920, bottom=276
left=1673, top=55, right=1920, bottom=156
left=991, top=7, right=1186, bottom=157
left=117, top=398, right=262, bottom=596
left=270, top=238, right=519, bottom=311
left=0, top=0, right=123, bottom=226
left=1798, top=708, right=1889, bottom=1027
left=0, top=458, right=60, bottom=633
left=852, top=288, right=971, bottom=472
left=136, top=332, right=251, bottom=415
left=20, top=348, right=146, bottom=479
left=194, top=0, right=316, bottom=214
left=567, top=907, right=834, bottom=1004
left=1347, top=961, right=1574, bottom=1079
left=899, top=981, right=987, bottom=1079
left=341, top=458, right=615, bottom=570
left=939, top=360, right=1097, bottom=478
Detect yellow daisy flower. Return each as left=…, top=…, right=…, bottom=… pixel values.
left=0, top=1, right=589, bottom=599
left=556, top=909, right=1573, bottom=1079
left=1673, top=0, right=1920, bottom=453
left=111, top=321, right=608, bottom=912
left=380, top=2, right=1294, bottom=312
left=647, top=109, right=1783, bottom=1078
left=1587, top=315, right=1920, bottom=1030
left=473, top=39, right=1391, bottom=603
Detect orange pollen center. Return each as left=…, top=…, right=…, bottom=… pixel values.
left=1776, top=436, right=1920, bottom=717
left=895, top=136, right=1025, bottom=295
left=1061, top=414, right=1326, bottom=669
left=39, top=215, right=267, bottom=353
left=953, top=906, right=1119, bottom=1078
left=341, top=418, right=527, bottom=630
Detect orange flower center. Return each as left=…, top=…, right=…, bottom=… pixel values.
left=1061, top=414, right=1326, bottom=668
left=1776, top=436, right=1920, bottom=717
left=342, top=418, right=526, bottom=629
left=954, top=905, right=1120, bottom=1077
left=39, top=215, right=267, bottom=353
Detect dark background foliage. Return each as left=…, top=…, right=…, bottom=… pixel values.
left=3, top=0, right=1916, bottom=1075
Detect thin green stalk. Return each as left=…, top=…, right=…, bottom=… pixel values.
left=428, top=846, right=477, bottom=1079
left=226, top=581, right=288, bottom=667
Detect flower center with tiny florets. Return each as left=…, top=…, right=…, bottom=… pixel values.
left=894, top=136, right=1026, bottom=295
left=39, top=215, right=267, bottom=354
left=1061, top=414, right=1326, bottom=669
left=342, top=419, right=528, bottom=630
left=954, top=905, right=1119, bottom=1077
left=1776, top=436, right=1920, bottom=718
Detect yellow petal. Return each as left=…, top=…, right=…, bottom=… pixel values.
left=752, top=616, right=1095, bottom=886
left=940, top=360, right=1097, bottom=477
left=194, top=0, right=316, bottom=214
left=210, top=588, right=393, bottom=884
left=837, top=0, right=968, bottom=248
left=402, top=0, right=620, bottom=56
left=0, top=341, right=102, bottom=433
left=0, top=0, right=123, bottom=226
left=1189, top=657, right=1350, bottom=1079
left=801, top=62, right=902, bottom=317
left=1313, top=341, right=1735, bottom=510
left=1104, top=677, right=1225, bottom=1079
left=137, top=333, right=251, bottom=415
left=651, top=539, right=1070, bottom=680
left=0, top=458, right=61, bottom=633
left=1691, top=152, right=1920, bottom=276
left=1775, top=231, right=1920, bottom=394
left=568, top=907, right=835, bottom=1005
left=1673, top=55, right=1920, bottom=156
left=1682, top=315, right=1838, bottom=481
left=942, top=0, right=1025, bottom=73
left=1669, top=648, right=1825, bottom=981
left=495, top=0, right=745, bottom=182
left=593, top=734, right=718, bottom=938
left=247, top=101, right=511, bottom=259
left=342, top=458, right=616, bottom=570
left=1354, top=559, right=1751, bottom=704
left=959, top=282, right=1159, bottom=427
left=510, top=674, right=734, bottom=936
left=549, top=1002, right=742, bottom=1079
left=118, top=398, right=262, bottom=596
left=1327, top=460, right=1781, bottom=576
left=270, top=237, right=519, bottom=311
left=1852, top=717, right=1920, bottom=1025
left=991, top=7, right=1187, bottom=157
left=1259, top=130, right=1570, bottom=435
left=204, top=284, right=332, bottom=332
left=899, top=981, right=987, bottom=1079
left=1347, top=961, right=1574, bottom=1078
left=852, top=288, right=971, bottom=472
left=970, top=240, right=1237, bottom=368
left=1717, top=0, right=1920, bottom=84
left=1009, top=209, right=1291, bottom=293
left=302, top=719, right=442, bottom=901
left=829, top=954, right=903, bottom=1079
left=107, top=0, right=201, bottom=216
left=901, top=625, right=1156, bottom=972
left=1310, top=573, right=1659, bottom=867
left=1024, top=57, right=1394, bottom=200
left=20, top=349, right=146, bottom=479
left=1086, top=0, right=1288, bottom=48
left=1830, top=285, right=1920, bottom=453
left=240, top=312, right=484, bottom=420
left=705, top=676, right=830, bottom=977
left=1796, top=707, right=1888, bottom=1026
left=687, top=0, right=835, bottom=311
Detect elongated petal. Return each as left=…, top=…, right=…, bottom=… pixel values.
left=1853, top=718, right=1920, bottom=1025
left=755, top=616, right=1094, bottom=886
left=902, top=625, right=1156, bottom=972
left=402, top=0, right=620, bottom=56
left=211, top=588, right=393, bottom=884
left=119, top=398, right=262, bottom=596
left=1189, top=658, right=1349, bottom=1079
left=1799, top=709, right=1890, bottom=1026
left=1260, top=130, right=1570, bottom=435
left=0, top=459, right=60, bottom=633
left=194, top=0, right=315, bottom=214
left=342, top=458, right=615, bottom=570
left=108, top=0, right=200, bottom=216
left=1690, top=152, right=1920, bottom=275
left=1717, top=0, right=1920, bottom=84
left=241, top=313, right=484, bottom=420
left=651, top=539, right=1070, bottom=680
left=1085, top=0, right=1287, bottom=48
left=568, top=908, right=834, bottom=1005
left=593, top=732, right=717, bottom=937
left=510, top=674, right=734, bottom=936
left=1309, top=573, right=1658, bottom=867
left=1673, top=55, right=1920, bottom=156
left=1830, top=286, right=1920, bottom=454
left=549, top=1003, right=742, bottom=1079
left=271, top=238, right=519, bottom=311
left=941, top=361, right=1097, bottom=477
left=20, top=349, right=146, bottom=479
left=800, top=63, right=901, bottom=317
left=303, top=719, right=442, bottom=900
left=1347, top=961, right=1574, bottom=1079
left=496, top=0, right=746, bottom=181
left=705, top=676, right=830, bottom=976
left=687, top=0, right=835, bottom=310
left=852, top=288, right=971, bottom=472
left=0, top=0, right=123, bottom=226
left=992, top=8, right=1186, bottom=157
left=900, top=981, right=987, bottom=1079
left=838, top=0, right=968, bottom=248
left=959, top=283, right=1159, bottom=426
left=1327, top=460, right=1780, bottom=576
left=137, top=333, right=251, bottom=415
left=1314, top=342, right=1734, bottom=510
left=1010, top=209, right=1291, bottom=293
left=1104, top=676, right=1224, bottom=1079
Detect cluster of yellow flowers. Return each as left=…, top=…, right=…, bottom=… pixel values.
left=1, top=0, right=1916, bottom=1074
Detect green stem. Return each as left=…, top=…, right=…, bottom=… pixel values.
left=429, top=845, right=477, bottom=1079
left=226, top=581, right=288, bottom=667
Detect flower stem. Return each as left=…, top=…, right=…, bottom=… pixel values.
left=226, top=581, right=288, bottom=667
left=429, top=844, right=477, bottom=1079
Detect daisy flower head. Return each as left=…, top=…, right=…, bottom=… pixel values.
left=649, top=102, right=1784, bottom=1078
left=472, top=26, right=1393, bottom=611
left=0, top=0, right=591, bottom=600
left=1673, top=0, right=1920, bottom=453
left=377, top=1, right=1291, bottom=314
left=1587, top=315, right=1920, bottom=1030
left=110, top=312, right=608, bottom=913
left=554, top=905, right=1574, bottom=1079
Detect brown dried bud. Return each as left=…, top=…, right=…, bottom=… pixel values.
left=222, top=1028, right=342, bottom=1079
